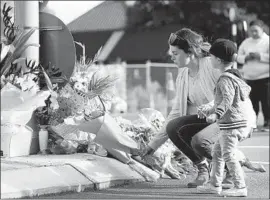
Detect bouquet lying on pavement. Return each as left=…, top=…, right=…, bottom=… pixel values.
left=115, top=108, right=197, bottom=179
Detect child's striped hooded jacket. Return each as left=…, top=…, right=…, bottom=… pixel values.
left=214, top=71, right=254, bottom=130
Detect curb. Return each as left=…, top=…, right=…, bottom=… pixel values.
left=1, top=165, right=94, bottom=199
left=94, top=178, right=144, bottom=191
left=1, top=160, right=146, bottom=199
left=1, top=184, right=92, bottom=199
left=1, top=178, right=144, bottom=199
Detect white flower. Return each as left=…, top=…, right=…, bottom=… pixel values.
left=49, top=93, right=59, bottom=110
left=15, top=74, right=39, bottom=93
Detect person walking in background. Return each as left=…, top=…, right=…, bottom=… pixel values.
left=237, top=19, right=269, bottom=131
left=197, top=39, right=255, bottom=197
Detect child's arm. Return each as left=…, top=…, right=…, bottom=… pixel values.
left=214, top=77, right=235, bottom=119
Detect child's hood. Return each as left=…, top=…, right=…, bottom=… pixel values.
left=221, top=72, right=251, bottom=101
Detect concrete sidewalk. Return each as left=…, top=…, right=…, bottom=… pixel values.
left=1, top=153, right=148, bottom=199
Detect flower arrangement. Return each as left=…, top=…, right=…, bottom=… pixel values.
left=34, top=45, right=119, bottom=155
left=115, top=108, right=197, bottom=177
left=39, top=46, right=118, bottom=127
left=33, top=45, right=118, bottom=132
left=1, top=3, right=66, bottom=129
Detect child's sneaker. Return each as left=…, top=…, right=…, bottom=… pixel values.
left=197, top=183, right=222, bottom=194
left=222, top=171, right=234, bottom=189
left=220, top=187, right=247, bottom=197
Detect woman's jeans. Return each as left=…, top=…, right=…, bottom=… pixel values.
left=210, top=128, right=246, bottom=188
left=166, top=115, right=219, bottom=165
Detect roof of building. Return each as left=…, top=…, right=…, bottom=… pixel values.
left=109, top=24, right=182, bottom=63
left=72, top=30, right=112, bottom=61
left=68, top=1, right=182, bottom=63
left=72, top=24, right=182, bottom=63
left=67, top=1, right=128, bottom=32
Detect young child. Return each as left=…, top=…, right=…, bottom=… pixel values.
left=197, top=39, right=255, bottom=197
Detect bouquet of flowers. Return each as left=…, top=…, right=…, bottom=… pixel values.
left=45, top=46, right=118, bottom=126
left=115, top=108, right=197, bottom=177
left=39, top=45, right=119, bottom=155
left=1, top=3, right=56, bottom=128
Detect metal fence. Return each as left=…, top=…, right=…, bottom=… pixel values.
left=99, top=61, right=178, bottom=116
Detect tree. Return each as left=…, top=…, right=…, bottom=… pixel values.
left=126, top=1, right=269, bottom=43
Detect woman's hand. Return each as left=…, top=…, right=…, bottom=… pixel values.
left=197, top=104, right=212, bottom=119
left=139, top=145, right=155, bottom=158
left=197, top=108, right=207, bottom=119
left=206, top=113, right=218, bottom=123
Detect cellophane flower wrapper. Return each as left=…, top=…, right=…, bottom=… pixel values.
left=116, top=108, right=196, bottom=174
left=1, top=82, right=50, bottom=126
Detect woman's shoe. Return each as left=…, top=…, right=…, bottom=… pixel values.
left=187, top=160, right=209, bottom=188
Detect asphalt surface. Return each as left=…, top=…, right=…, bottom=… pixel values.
left=34, top=168, right=269, bottom=199
left=33, top=130, right=269, bottom=199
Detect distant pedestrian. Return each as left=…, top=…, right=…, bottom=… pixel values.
left=237, top=19, right=269, bottom=131
left=197, top=39, right=255, bottom=197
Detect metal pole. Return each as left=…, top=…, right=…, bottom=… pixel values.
left=14, top=1, right=40, bottom=154
left=243, top=20, right=248, bottom=39
left=232, top=23, right=238, bottom=69
left=14, top=1, right=39, bottom=62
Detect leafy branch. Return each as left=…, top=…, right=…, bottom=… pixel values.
left=2, top=3, right=16, bottom=44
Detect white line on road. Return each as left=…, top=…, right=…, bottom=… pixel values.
left=239, top=146, right=269, bottom=148
left=238, top=145, right=269, bottom=165
left=250, top=161, right=269, bottom=165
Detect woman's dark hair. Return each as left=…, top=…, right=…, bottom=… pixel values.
left=249, top=19, right=264, bottom=28
left=168, top=28, right=210, bottom=58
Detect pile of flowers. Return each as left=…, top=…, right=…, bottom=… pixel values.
left=35, top=47, right=117, bottom=125
left=34, top=46, right=118, bottom=155
left=115, top=108, right=197, bottom=176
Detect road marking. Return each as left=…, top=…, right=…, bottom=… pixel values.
left=237, top=145, right=269, bottom=165
left=250, top=161, right=269, bottom=165
left=94, top=192, right=196, bottom=199
left=239, top=146, right=269, bottom=149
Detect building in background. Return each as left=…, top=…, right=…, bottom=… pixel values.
left=67, top=1, right=182, bottom=64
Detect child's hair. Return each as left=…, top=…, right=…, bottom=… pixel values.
left=249, top=19, right=264, bottom=28
left=168, top=28, right=210, bottom=58
left=209, top=38, right=237, bottom=64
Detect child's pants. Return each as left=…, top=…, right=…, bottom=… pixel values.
left=210, top=128, right=247, bottom=189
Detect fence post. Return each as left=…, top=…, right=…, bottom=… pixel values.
left=121, top=61, right=127, bottom=102
left=166, top=71, right=175, bottom=115
left=146, top=60, right=154, bottom=109
left=232, top=23, right=238, bottom=69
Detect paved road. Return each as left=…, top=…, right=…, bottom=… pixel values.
left=240, top=131, right=269, bottom=164
left=35, top=131, right=269, bottom=199
left=36, top=168, right=269, bottom=199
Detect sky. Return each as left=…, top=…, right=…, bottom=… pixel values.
left=46, top=1, right=103, bottom=24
